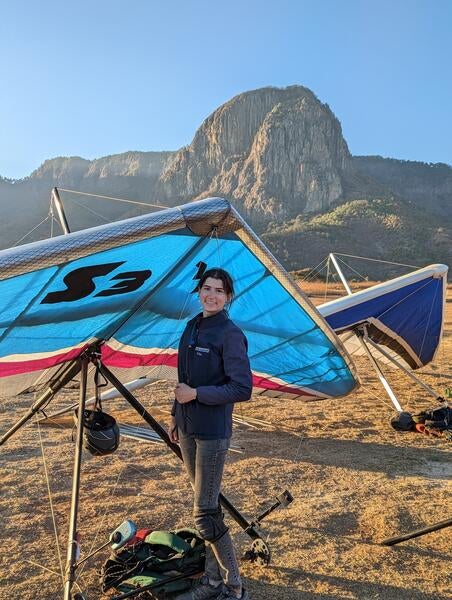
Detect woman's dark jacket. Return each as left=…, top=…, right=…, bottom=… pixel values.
left=172, top=310, right=252, bottom=439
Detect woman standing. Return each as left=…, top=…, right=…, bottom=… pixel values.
left=170, top=268, right=252, bottom=600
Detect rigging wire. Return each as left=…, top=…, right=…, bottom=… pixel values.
left=333, top=253, right=421, bottom=269
left=64, top=196, right=111, bottom=223
left=358, top=372, right=404, bottom=412
left=376, top=279, right=433, bottom=320
left=25, top=559, right=61, bottom=578
left=58, top=187, right=169, bottom=210
left=298, top=256, right=329, bottom=284
left=323, top=256, right=331, bottom=303
left=34, top=413, right=65, bottom=588
left=12, top=215, right=51, bottom=247
left=75, top=463, right=129, bottom=583
left=23, top=561, right=87, bottom=596
left=301, top=264, right=329, bottom=287
left=335, top=255, right=369, bottom=283
left=417, top=282, right=440, bottom=365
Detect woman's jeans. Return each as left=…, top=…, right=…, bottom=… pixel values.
left=179, top=433, right=242, bottom=589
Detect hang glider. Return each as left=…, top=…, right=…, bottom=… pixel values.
left=0, top=197, right=357, bottom=400
left=318, top=264, right=448, bottom=370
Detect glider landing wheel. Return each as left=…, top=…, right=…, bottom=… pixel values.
left=242, top=538, right=271, bottom=566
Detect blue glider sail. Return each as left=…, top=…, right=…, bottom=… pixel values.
left=318, top=264, right=448, bottom=370
left=0, top=198, right=357, bottom=399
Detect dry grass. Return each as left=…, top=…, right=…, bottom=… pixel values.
left=0, top=283, right=451, bottom=600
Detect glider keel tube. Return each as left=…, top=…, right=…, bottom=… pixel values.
left=98, top=364, right=268, bottom=549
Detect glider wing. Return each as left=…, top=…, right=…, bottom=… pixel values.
left=318, top=264, right=448, bottom=369
left=0, top=198, right=357, bottom=399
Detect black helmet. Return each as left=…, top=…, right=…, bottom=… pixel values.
left=77, top=409, right=120, bottom=456
left=390, top=411, right=415, bottom=431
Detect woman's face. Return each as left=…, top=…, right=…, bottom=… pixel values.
left=199, top=277, right=231, bottom=316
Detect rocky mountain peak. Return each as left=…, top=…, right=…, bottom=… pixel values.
left=160, top=85, right=351, bottom=222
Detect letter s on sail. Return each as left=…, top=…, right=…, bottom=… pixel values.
left=41, top=262, right=125, bottom=303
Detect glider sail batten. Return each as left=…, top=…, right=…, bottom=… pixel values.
left=0, top=197, right=357, bottom=399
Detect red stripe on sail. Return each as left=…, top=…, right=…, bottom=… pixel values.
left=0, top=347, right=87, bottom=377
left=101, top=346, right=179, bottom=368
left=0, top=345, right=317, bottom=398
left=252, top=374, right=316, bottom=397
left=102, top=346, right=315, bottom=397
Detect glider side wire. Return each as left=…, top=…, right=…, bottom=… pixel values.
left=358, top=373, right=401, bottom=412
left=334, top=253, right=421, bottom=269
left=23, top=560, right=87, bottom=596
left=336, top=256, right=368, bottom=282
left=324, top=256, right=331, bottom=303
left=58, top=187, right=168, bottom=210
left=299, top=256, right=329, bottom=283
left=417, top=281, right=440, bottom=366
left=212, top=226, right=223, bottom=267
left=12, top=215, right=51, bottom=247
left=75, top=464, right=129, bottom=583
left=35, top=413, right=65, bottom=588
left=25, top=560, right=61, bottom=578
left=64, top=196, right=111, bottom=223
left=376, top=279, right=433, bottom=320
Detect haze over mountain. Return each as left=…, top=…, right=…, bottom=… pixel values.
left=1, top=86, right=451, bottom=275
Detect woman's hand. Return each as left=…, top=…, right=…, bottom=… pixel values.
left=168, top=416, right=179, bottom=443
left=174, top=382, right=197, bottom=404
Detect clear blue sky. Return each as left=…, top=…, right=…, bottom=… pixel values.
left=1, top=0, right=451, bottom=179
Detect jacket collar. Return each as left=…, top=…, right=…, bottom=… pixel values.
left=196, top=310, right=228, bottom=329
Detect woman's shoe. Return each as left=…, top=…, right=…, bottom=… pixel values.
left=175, top=576, right=223, bottom=600
left=216, top=587, right=249, bottom=600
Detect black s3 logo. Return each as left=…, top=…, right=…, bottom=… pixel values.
left=41, top=262, right=152, bottom=304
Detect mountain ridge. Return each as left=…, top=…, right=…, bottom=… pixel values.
left=1, top=85, right=450, bottom=274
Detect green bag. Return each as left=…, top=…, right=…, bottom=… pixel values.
left=101, top=527, right=205, bottom=597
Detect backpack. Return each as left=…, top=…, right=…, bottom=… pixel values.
left=412, top=405, right=452, bottom=438
left=100, top=527, right=206, bottom=597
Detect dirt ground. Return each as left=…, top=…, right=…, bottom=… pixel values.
left=0, top=282, right=450, bottom=600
